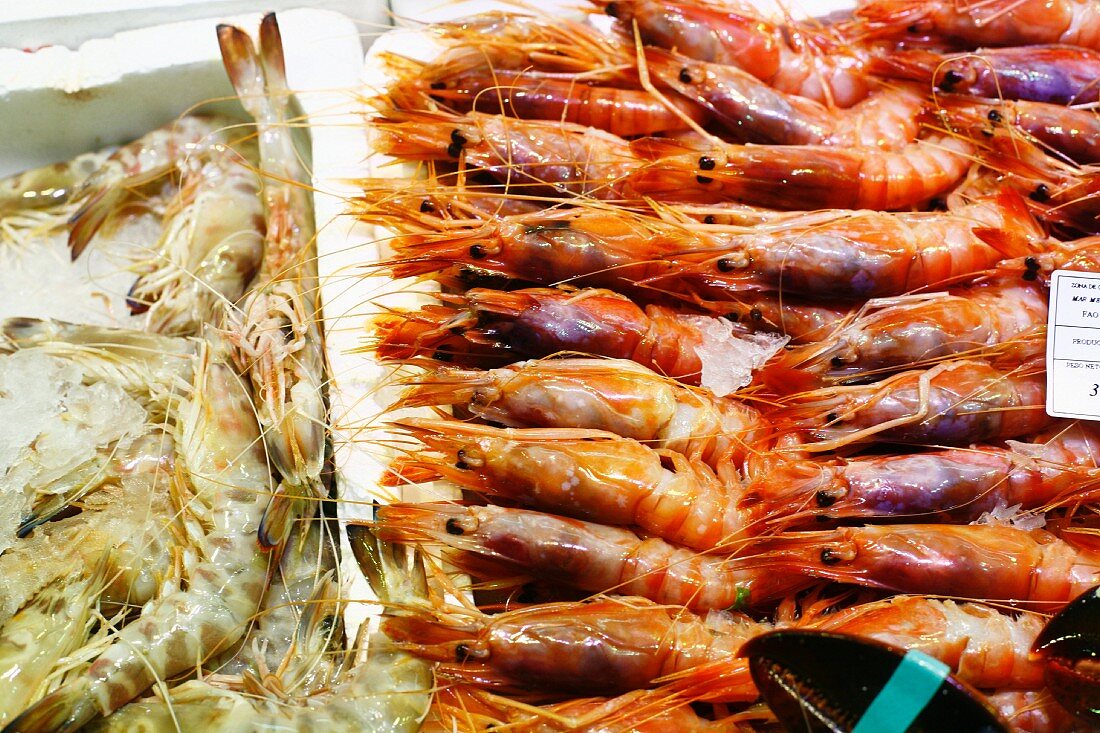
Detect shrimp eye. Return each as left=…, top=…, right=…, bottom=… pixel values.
left=749, top=308, right=763, bottom=321
left=605, top=1, right=619, bottom=17
left=698, top=156, right=716, bottom=171
left=820, top=549, right=842, bottom=565
left=722, top=312, right=741, bottom=322
left=927, top=197, right=946, bottom=211
left=446, top=141, right=463, bottom=158
left=825, top=412, right=838, bottom=423
left=419, top=199, right=435, bottom=213
left=432, top=350, right=454, bottom=362
left=716, top=258, right=737, bottom=272
left=830, top=356, right=846, bottom=368
left=678, top=67, right=693, bottom=84
left=450, top=129, right=468, bottom=146
left=445, top=518, right=466, bottom=535
left=815, top=491, right=837, bottom=508
left=469, top=244, right=488, bottom=259
left=1030, top=184, right=1051, bottom=203
left=696, top=175, right=713, bottom=184
left=938, top=69, right=964, bottom=91
left=1024, top=256, right=1040, bottom=271
left=987, top=109, right=1003, bottom=123
left=455, top=448, right=471, bottom=470
left=430, top=81, right=446, bottom=90
left=455, top=643, right=473, bottom=661
left=703, top=215, right=716, bottom=224
left=1022, top=269, right=1038, bottom=281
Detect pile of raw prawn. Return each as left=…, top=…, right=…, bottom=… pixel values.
left=358, top=0, right=1100, bottom=730
left=0, top=14, right=429, bottom=733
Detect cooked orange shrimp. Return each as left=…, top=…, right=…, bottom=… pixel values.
left=750, top=524, right=1100, bottom=604
left=428, top=11, right=635, bottom=78
left=395, top=358, right=766, bottom=471
left=67, top=115, right=240, bottom=258
left=372, top=503, right=810, bottom=610
left=649, top=49, right=925, bottom=148
left=645, top=192, right=1039, bottom=300
left=777, top=358, right=1050, bottom=450
left=384, top=599, right=764, bottom=698
left=599, top=0, right=872, bottom=107
left=872, top=46, right=1100, bottom=105
left=395, top=68, right=709, bottom=137
left=856, top=0, right=1100, bottom=50
left=372, top=109, right=644, bottom=201
left=377, top=288, right=788, bottom=394
left=816, top=595, right=1046, bottom=689
left=219, top=15, right=326, bottom=548
left=788, top=278, right=1048, bottom=377
left=747, top=429, right=1100, bottom=529
left=627, top=134, right=973, bottom=210
left=389, top=418, right=766, bottom=548
left=951, top=98, right=1100, bottom=165
left=6, top=341, right=271, bottom=731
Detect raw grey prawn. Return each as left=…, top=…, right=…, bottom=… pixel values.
left=89, top=530, right=432, bottom=733
left=382, top=598, right=765, bottom=699
left=376, top=287, right=789, bottom=396
left=748, top=523, right=1100, bottom=605
left=745, top=425, right=1100, bottom=530
left=626, top=133, right=974, bottom=211
left=395, top=357, right=766, bottom=472
left=371, top=503, right=810, bottom=610
left=388, top=418, right=766, bottom=548
left=786, top=277, right=1048, bottom=379
left=598, top=0, right=873, bottom=107
left=871, top=45, right=1100, bottom=105
left=66, top=114, right=242, bottom=258
left=123, top=134, right=265, bottom=335
left=649, top=48, right=925, bottom=148
left=371, top=109, right=644, bottom=200
left=5, top=339, right=271, bottom=732
left=856, top=0, right=1100, bottom=50
left=777, top=358, right=1051, bottom=451
left=218, top=15, right=327, bottom=549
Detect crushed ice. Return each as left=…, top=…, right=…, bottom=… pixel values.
left=680, top=315, right=788, bottom=396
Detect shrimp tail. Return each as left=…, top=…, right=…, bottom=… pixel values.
left=972, top=190, right=1047, bottom=258
left=346, top=522, right=428, bottom=605
left=4, top=678, right=98, bottom=733
left=257, top=481, right=311, bottom=550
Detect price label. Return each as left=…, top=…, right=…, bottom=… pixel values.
left=1047, top=270, right=1100, bottom=420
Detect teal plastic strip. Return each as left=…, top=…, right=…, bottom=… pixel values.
left=851, top=650, right=951, bottom=733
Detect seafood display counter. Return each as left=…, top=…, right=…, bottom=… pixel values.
left=3, top=0, right=1100, bottom=731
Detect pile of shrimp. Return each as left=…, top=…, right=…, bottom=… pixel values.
left=358, top=0, right=1100, bottom=731
left=0, top=14, right=430, bottom=733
